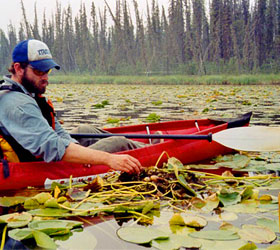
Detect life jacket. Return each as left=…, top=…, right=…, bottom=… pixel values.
left=0, top=81, right=56, bottom=163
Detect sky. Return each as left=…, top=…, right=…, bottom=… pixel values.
left=0, top=0, right=170, bottom=34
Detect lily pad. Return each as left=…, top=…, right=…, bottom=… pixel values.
left=0, top=196, right=27, bottom=207
left=44, top=198, right=59, bottom=208
left=152, top=234, right=201, bottom=250
left=67, top=188, right=90, bottom=201
left=184, top=215, right=207, bottom=228
left=56, top=230, right=97, bottom=250
left=24, top=198, right=40, bottom=210
left=238, top=242, right=257, bottom=250
left=224, top=202, right=265, bottom=214
left=33, top=230, right=57, bottom=249
left=214, top=154, right=250, bottom=169
left=201, top=193, right=219, bottom=212
left=8, top=228, right=34, bottom=241
left=189, top=230, right=240, bottom=241
left=169, top=213, right=185, bottom=226
left=117, top=227, right=169, bottom=244
left=29, top=219, right=83, bottom=231
left=238, top=224, right=276, bottom=243
left=28, top=208, right=71, bottom=217
left=240, top=186, right=254, bottom=201
left=218, top=189, right=241, bottom=206
left=33, top=192, right=53, bottom=204
left=0, top=212, right=32, bottom=228
left=256, top=218, right=279, bottom=233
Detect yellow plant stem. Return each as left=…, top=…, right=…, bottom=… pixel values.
left=155, top=151, right=170, bottom=168
left=129, top=211, right=151, bottom=220
left=188, top=170, right=279, bottom=181
left=0, top=225, right=7, bottom=250
left=60, top=198, right=157, bottom=213
left=279, top=192, right=280, bottom=233
left=108, top=181, right=158, bottom=195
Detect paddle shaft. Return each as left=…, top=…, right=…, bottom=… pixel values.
left=71, top=133, right=213, bottom=142
left=71, top=126, right=280, bottom=152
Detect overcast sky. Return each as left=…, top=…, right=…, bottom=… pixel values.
left=1, top=0, right=256, bottom=35
left=0, top=0, right=170, bottom=33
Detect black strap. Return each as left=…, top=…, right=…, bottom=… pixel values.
left=2, top=159, right=10, bottom=178
left=0, top=141, right=10, bottom=179
left=34, top=95, right=55, bottom=127
left=0, top=129, right=39, bottom=162
left=0, top=83, right=24, bottom=93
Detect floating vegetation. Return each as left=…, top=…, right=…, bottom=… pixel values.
left=146, top=113, right=161, bottom=123
left=1, top=153, right=280, bottom=249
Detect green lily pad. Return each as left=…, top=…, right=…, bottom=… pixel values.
left=214, top=154, right=250, bottom=169
left=238, top=242, right=257, bottom=250
left=0, top=212, right=32, bottom=228
left=67, top=188, right=90, bottom=201
left=169, top=213, right=185, bottom=226
left=184, top=215, right=207, bottom=228
left=29, top=219, right=83, bottom=231
left=218, top=189, right=241, bottom=206
left=256, top=218, right=279, bottom=233
left=238, top=224, right=276, bottom=243
left=189, top=230, right=240, bottom=241
left=33, top=230, right=57, bottom=249
left=28, top=208, right=71, bottom=217
left=224, top=202, right=265, bottom=214
left=8, top=228, right=34, bottom=241
left=0, top=196, right=27, bottom=207
left=117, top=227, right=169, bottom=244
left=44, top=198, right=59, bottom=208
left=56, top=230, right=97, bottom=250
left=24, top=198, right=40, bottom=210
left=201, top=193, right=219, bottom=212
left=152, top=234, right=201, bottom=250
left=201, top=239, right=249, bottom=250
left=33, top=192, right=53, bottom=204
left=240, top=186, right=254, bottom=201
left=167, top=157, right=184, bottom=170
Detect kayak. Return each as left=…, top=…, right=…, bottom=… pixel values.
left=0, top=112, right=252, bottom=190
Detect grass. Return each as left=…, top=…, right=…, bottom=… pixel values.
left=49, top=73, right=280, bottom=85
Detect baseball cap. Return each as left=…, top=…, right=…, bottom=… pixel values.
left=12, top=39, right=60, bottom=72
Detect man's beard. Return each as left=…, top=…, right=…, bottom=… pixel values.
left=21, top=71, right=48, bottom=95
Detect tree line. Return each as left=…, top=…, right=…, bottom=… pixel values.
left=0, top=0, right=279, bottom=76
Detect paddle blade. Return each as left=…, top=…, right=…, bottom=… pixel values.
left=213, top=126, right=280, bottom=152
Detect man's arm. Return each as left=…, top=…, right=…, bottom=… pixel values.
left=62, top=142, right=142, bottom=173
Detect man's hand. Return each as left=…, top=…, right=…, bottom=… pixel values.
left=106, top=154, right=142, bottom=174
left=63, top=143, right=142, bottom=174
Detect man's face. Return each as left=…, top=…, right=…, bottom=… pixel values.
left=21, top=66, right=49, bottom=95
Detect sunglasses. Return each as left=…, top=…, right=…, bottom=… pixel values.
left=28, top=66, right=52, bottom=76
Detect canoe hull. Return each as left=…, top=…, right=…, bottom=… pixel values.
left=0, top=113, right=252, bottom=190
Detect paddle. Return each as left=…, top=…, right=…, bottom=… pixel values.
left=71, top=126, right=280, bottom=152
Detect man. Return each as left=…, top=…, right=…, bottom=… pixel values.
left=0, top=39, right=141, bottom=174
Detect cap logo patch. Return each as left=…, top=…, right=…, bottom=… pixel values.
left=38, top=49, right=50, bottom=56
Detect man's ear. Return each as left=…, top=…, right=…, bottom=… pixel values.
left=13, top=63, right=25, bottom=77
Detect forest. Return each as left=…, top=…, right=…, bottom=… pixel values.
left=0, top=0, right=279, bottom=76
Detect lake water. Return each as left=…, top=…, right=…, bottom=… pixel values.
left=47, top=84, right=280, bottom=132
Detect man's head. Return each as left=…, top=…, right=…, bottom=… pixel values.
left=9, top=39, right=60, bottom=94
left=12, top=39, right=60, bottom=72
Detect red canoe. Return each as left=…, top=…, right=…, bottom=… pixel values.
left=0, top=112, right=252, bottom=190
